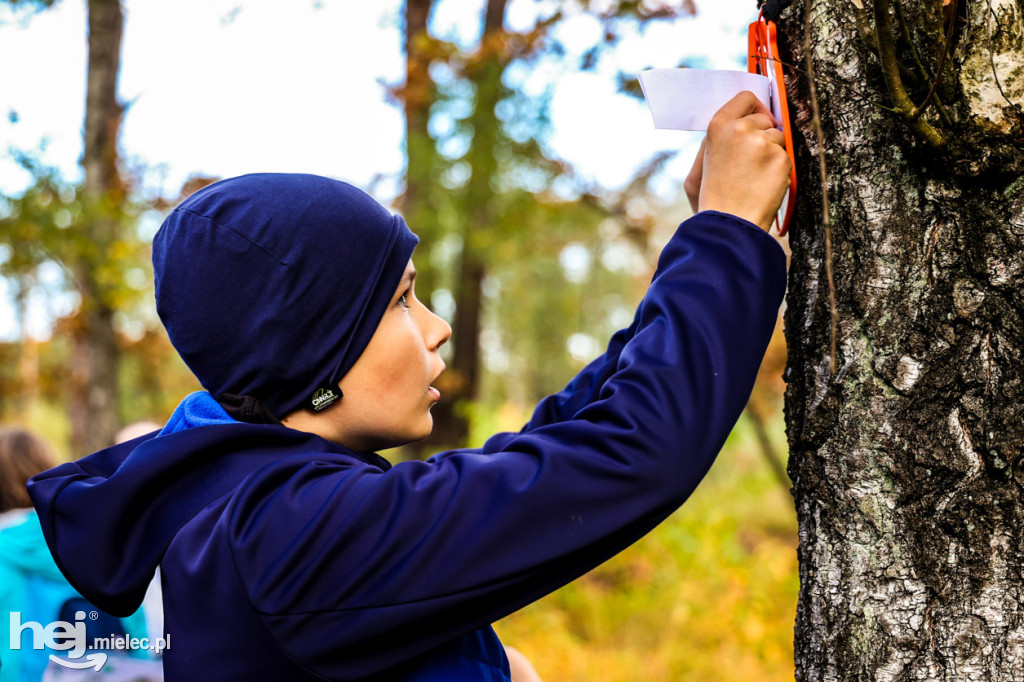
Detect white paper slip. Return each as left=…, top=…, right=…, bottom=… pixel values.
left=637, top=69, right=772, bottom=131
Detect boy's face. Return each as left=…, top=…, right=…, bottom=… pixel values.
left=284, top=260, right=451, bottom=451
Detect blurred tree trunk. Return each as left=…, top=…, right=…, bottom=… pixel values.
left=72, top=0, right=125, bottom=456
left=401, top=0, right=435, bottom=230
left=785, top=0, right=1024, bottom=678
left=429, top=0, right=507, bottom=449
left=404, top=0, right=508, bottom=452
left=399, top=0, right=447, bottom=457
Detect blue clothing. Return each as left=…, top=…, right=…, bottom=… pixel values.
left=29, top=211, right=787, bottom=680
left=0, top=510, right=148, bottom=682
left=0, top=509, right=80, bottom=682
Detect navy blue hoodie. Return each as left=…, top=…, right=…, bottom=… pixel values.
left=29, top=211, right=787, bottom=681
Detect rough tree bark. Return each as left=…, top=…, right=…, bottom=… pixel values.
left=72, top=0, right=125, bottom=455
left=785, top=0, right=1024, bottom=678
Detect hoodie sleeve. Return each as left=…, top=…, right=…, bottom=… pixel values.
left=227, top=211, right=787, bottom=680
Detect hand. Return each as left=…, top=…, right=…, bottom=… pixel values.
left=683, top=137, right=706, bottom=216
left=685, top=91, right=792, bottom=232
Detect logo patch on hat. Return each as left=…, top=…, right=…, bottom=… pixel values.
left=310, top=384, right=342, bottom=412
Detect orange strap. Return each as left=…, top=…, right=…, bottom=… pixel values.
left=748, top=14, right=796, bottom=236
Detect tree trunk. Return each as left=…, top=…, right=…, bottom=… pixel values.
left=785, top=0, right=1024, bottom=678
left=427, top=257, right=485, bottom=447
left=399, top=0, right=448, bottom=457
left=410, top=0, right=508, bottom=452
left=73, top=0, right=125, bottom=456
left=431, top=0, right=507, bottom=449
left=401, top=0, right=435, bottom=228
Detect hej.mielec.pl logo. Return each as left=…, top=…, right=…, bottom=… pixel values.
left=9, top=610, right=170, bottom=671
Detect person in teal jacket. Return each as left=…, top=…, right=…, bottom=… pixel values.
left=0, top=428, right=148, bottom=682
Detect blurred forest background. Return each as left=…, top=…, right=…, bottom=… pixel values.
left=0, top=0, right=797, bottom=679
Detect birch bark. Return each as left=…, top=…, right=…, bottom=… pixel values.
left=786, top=1, right=1024, bottom=678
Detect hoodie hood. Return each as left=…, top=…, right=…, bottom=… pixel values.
left=27, top=392, right=377, bottom=617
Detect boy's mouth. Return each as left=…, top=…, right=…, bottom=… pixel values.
left=428, top=364, right=446, bottom=401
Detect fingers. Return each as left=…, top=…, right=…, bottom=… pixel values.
left=694, top=136, right=708, bottom=159
left=710, top=90, right=774, bottom=126
left=694, top=91, right=792, bottom=231
left=684, top=137, right=707, bottom=215
left=762, top=127, right=786, bottom=148
left=736, top=113, right=778, bottom=134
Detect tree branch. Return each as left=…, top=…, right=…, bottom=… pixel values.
left=893, top=0, right=953, bottom=126
left=873, top=0, right=947, bottom=147
left=849, top=0, right=880, bottom=53
left=983, top=0, right=1024, bottom=125
left=912, top=0, right=958, bottom=120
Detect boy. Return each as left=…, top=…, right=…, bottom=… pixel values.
left=29, top=92, right=791, bottom=680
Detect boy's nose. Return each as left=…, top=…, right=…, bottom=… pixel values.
left=429, top=310, right=452, bottom=351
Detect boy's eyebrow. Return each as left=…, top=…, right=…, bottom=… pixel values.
left=396, top=269, right=417, bottom=293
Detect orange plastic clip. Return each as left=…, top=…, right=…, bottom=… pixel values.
left=748, top=12, right=796, bottom=236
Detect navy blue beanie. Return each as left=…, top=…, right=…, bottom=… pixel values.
left=153, top=173, right=419, bottom=418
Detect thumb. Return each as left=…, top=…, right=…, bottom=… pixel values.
left=684, top=137, right=707, bottom=215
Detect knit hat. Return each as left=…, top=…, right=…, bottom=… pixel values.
left=153, top=173, right=419, bottom=418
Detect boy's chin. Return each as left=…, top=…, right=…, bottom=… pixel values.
left=378, top=420, right=434, bottom=451
left=406, top=421, right=434, bottom=445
